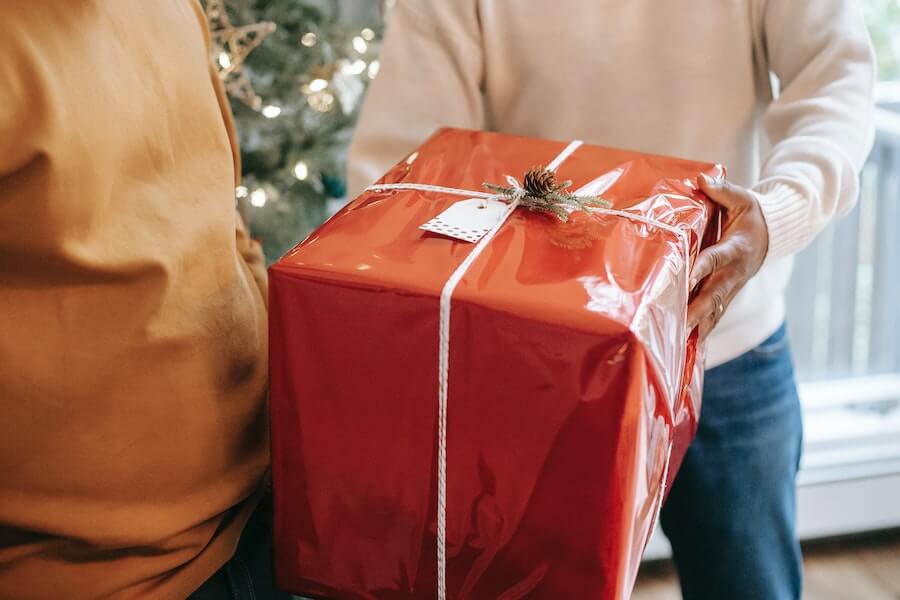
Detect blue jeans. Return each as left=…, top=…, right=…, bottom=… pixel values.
left=660, top=324, right=803, bottom=600
left=190, top=493, right=293, bottom=600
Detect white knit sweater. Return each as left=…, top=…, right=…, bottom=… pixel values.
left=348, top=0, right=876, bottom=367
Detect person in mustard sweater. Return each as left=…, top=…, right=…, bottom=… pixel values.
left=0, top=1, right=288, bottom=598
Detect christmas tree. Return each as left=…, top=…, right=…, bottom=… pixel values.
left=205, top=0, right=383, bottom=262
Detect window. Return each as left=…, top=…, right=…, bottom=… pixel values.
left=784, top=0, right=900, bottom=540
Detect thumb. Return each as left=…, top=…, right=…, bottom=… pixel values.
left=699, top=173, right=747, bottom=211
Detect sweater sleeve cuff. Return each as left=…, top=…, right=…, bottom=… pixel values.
left=752, top=181, right=810, bottom=262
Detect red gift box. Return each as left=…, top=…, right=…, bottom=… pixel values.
left=269, top=128, right=721, bottom=599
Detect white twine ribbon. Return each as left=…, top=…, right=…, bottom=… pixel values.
left=366, top=140, right=683, bottom=599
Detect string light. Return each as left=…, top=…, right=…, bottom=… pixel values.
left=218, top=52, right=232, bottom=69
left=368, top=60, right=380, bottom=79
left=352, top=36, right=367, bottom=53
left=261, top=104, right=282, bottom=118
left=293, top=161, right=309, bottom=180
left=250, top=188, right=268, bottom=207
left=235, top=185, right=249, bottom=198
left=308, top=78, right=328, bottom=92
left=361, top=28, right=375, bottom=41
left=301, top=32, right=317, bottom=47
left=307, top=91, right=335, bottom=112
left=345, top=59, right=366, bottom=75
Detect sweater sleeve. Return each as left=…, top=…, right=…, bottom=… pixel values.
left=347, top=1, right=485, bottom=199
left=753, top=0, right=876, bottom=260
left=210, top=65, right=268, bottom=298
left=192, top=0, right=268, bottom=295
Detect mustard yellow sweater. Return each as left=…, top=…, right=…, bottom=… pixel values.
left=0, top=1, right=269, bottom=597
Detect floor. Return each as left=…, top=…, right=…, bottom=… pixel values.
left=632, top=531, right=900, bottom=599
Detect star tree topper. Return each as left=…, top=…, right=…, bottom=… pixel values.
left=205, top=0, right=275, bottom=110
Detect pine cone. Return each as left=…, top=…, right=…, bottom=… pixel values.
left=523, top=167, right=558, bottom=197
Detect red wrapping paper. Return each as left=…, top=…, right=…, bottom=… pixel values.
left=269, top=128, right=722, bottom=599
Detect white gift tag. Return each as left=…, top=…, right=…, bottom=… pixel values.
left=420, top=198, right=509, bottom=243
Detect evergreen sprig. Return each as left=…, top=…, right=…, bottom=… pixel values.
left=483, top=167, right=611, bottom=221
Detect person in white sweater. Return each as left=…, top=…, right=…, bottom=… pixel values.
left=348, top=2, right=876, bottom=598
